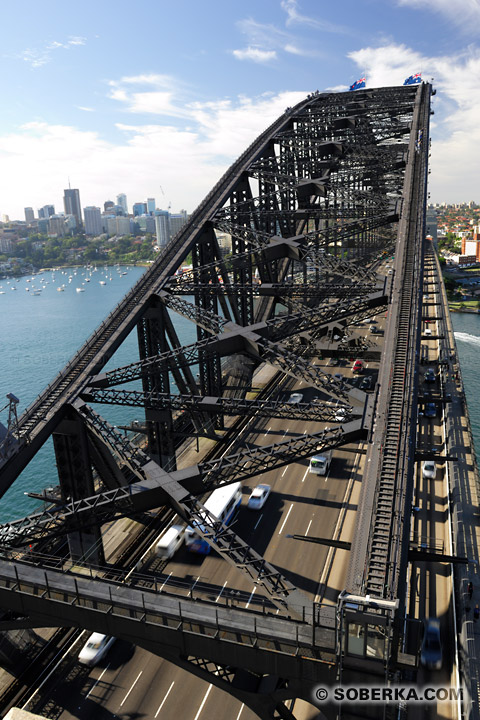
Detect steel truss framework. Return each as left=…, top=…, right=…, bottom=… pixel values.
left=0, top=83, right=431, bottom=718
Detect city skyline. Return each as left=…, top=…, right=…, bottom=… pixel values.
left=2, top=0, right=480, bottom=220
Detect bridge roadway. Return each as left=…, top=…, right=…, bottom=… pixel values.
left=14, top=309, right=381, bottom=718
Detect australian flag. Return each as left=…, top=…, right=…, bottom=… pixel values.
left=404, top=73, right=422, bottom=86
left=349, top=77, right=366, bottom=91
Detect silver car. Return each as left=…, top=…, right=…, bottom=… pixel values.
left=78, top=633, right=115, bottom=666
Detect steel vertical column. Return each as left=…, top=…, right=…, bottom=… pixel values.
left=52, top=409, right=104, bottom=564
left=136, top=307, right=176, bottom=469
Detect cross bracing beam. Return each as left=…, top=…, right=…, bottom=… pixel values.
left=81, top=388, right=358, bottom=423
left=91, top=321, right=363, bottom=403
left=166, top=281, right=380, bottom=300
left=212, top=208, right=400, bottom=259
left=159, top=286, right=387, bottom=346
left=0, top=420, right=365, bottom=548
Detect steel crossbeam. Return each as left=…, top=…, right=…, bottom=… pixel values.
left=81, top=387, right=356, bottom=423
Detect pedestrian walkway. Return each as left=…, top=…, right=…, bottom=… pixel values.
left=435, top=247, right=480, bottom=719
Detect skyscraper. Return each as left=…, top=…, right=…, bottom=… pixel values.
left=63, top=188, right=82, bottom=228
left=24, top=207, right=35, bottom=224
left=154, top=211, right=170, bottom=248
left=147, top=198, right=156, bottom=215
left=38, top=205, right=55, bottom=219
left=84, top=206, right=103, bottom=236
left=133, top=202, right=147, bottom=217
left=116, top=193, right=128, bottom=215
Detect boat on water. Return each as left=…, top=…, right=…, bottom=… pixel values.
left=57, top=286, right=65, bottom=292
left=99, top=281, right=106, bottom=285
left=76, top=287, right=85, bottom=293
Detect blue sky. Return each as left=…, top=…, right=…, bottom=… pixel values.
left=1, top=0, right=479, bottom=221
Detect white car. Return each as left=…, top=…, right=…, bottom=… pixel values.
left=287, top=393, right=303, bottom=404
left=422, top=461, right=436, bottom=479
left=247, top=484, right=271, bottom=510
left=424, top=328, right=432, bottom=336
left=78, top=633, right=115, bottom=666
left=334, top=407, right=347, bottom=422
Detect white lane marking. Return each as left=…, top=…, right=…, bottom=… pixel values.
left=193, top=684, right=213, bottom=720
left=155, top=681, right=175, bottom=717
left=159, top=572, right=172, bottom=592
left=278, top=503, right=293, bottom=534
left=281, top=465, right=289, bottom=477
left=120, top=670, right=143, bottom=706
left=301, top=467, right=309, bottom=483
left=86, top=665, right=110, bottom=698
left=245, top=587, right=256, bottom=608
left=22, top=631, right=90, bottom=709
left=190, top=575, right=200, bottom=596
left=235, top=704, right=245, bottom=720
left=216, top=582, right=228, bottom=602
left=254, top=513, right=263, bottom=530
left=305, top=519, right=313, bottom=536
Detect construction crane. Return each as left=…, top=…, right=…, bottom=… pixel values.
left=159, top=185, right=172, bottom=212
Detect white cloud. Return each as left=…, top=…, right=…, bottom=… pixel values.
left=0, top=90, right=307, bottom=220
left=397, top=0, right=480, bottom=32
left=77, top=106, right=95, bottom=112
left=232, top=46, right=277, bottom=63
left=281, top=0, right=351, bottom=34
left=20, top=36, right=87, bottom=68
left=108, top=75, right=183, bottom=116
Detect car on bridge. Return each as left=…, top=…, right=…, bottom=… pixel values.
left=78, top=633, right=116, bottom=666
left=424, top=402, right=436, bottom=418
left=247, top=484, right=271, bottom=510
left=422, top=460, right=437, bottom=479
left=424, top=369, right=436, bottom=383
left=420, top=618, right=442, bottom=670
left=352, top=359, right=364, bottom=374
left=287, top=393, right=303, bottom=404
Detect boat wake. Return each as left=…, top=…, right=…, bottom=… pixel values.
left=454, top=331, right=480, bottom=346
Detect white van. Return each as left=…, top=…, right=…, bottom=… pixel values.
left=309, top=451, right=332, bottom=475
left=155, top=525, right=184, bottom=559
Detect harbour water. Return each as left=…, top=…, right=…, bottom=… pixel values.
left=0, top=265, right=194, bottom=522
left=0, top=268, right=479, bottom=523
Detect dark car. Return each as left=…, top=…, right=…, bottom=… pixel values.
left=360, top=376, right=373, bottom=390
left=420, top=619, right=442, bottom=670
left=424, top=369, right=436, bottom=383
left=424, top=402, right=436, bottom=418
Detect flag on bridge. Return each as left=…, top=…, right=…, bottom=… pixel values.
left=349, top=77, right=366, bottom=91
left=404, top=73, right=422, bottom=85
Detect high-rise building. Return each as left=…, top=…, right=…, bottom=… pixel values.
left=24, top=207, right=35, bottom=224
left=137, top=215, right=155, bottom=233
left=63, top=188, right=82, bottom=228
left=84, top=206, right=103, bottom=236
left=38, top=205, right=55, bottom=219
left=154, top=211, right=170, bottom=248
left=147, top=198, right=156, bottom=215
left=133, top=202, right=147, bottom=217
left=49, top=215, right=67, bottom=237
left=169, top=210, right=188, bottom=239
left=116, top=193, right=128, bottom=215
left=104, top=200, right=114, bottom=212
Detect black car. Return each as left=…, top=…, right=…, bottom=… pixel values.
left=360, top=376, right=373, bottom=390
left=424, top=369, right=436, bottom=383
left=424, top=402, right=436, bottom=418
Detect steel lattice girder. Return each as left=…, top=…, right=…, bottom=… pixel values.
left=81, top=387, right=358, bottom=423
left=0, top=414, right=364, bottom=548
